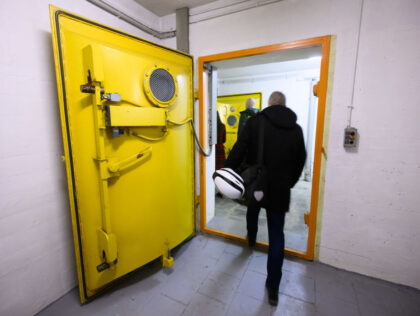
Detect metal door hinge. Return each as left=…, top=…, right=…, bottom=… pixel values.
left=80, top=83, right=120, bottom=102
left=304, top=212, right=310, bottom=226
left=96, top=229, right=118, bottom=272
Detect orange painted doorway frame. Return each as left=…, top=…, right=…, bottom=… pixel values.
left=198, top=35, right=331, bottom=260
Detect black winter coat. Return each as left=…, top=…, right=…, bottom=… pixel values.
left=225, top=105, right=306, bottom=212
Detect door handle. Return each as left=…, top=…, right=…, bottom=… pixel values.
left=108, top=146, right=152, bottom=174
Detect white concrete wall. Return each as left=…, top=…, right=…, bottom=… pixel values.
left=0, top=1, right=167, bottom=315
left=190, top=0, right=420, bottom=289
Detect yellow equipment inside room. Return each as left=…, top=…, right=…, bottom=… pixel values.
left=49, top=6, right=195, bottom=303
left=217, top=93, right=262, bottom=157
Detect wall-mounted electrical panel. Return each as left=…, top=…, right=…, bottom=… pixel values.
left=344, top=127, right=358, bottom=148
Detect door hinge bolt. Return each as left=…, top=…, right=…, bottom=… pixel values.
left=96, top=262, right=110, bottom=272
left=80, top=84, right=104, bottom=94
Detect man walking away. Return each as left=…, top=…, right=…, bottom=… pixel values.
left=237, top=97, right=260, bottom=137
left=225, top=91, right=306, bottom=306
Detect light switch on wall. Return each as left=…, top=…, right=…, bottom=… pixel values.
left=344, top=127, right=358, bottom=148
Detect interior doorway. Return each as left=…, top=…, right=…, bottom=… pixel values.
left=198, top=36, right=331, bottom=260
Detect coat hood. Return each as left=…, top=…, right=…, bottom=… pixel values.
left=240, top=108, right=260, bottom=115
left=261, top=105, right=297, bottom=129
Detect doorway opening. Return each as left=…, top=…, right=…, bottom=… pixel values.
left=198, top=36, right=331, bottom=260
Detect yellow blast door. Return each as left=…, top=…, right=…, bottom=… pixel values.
left=217, top=93, right=262, bottom=157
left=50, top=6, right=195, bottom=302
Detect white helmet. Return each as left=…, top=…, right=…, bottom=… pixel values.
left=213, top=168, right=245, bottom=199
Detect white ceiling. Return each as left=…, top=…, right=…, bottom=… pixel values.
left=218, top=58, right=321, bottom=80
left=133, top=0, right=218, bottom=16
left=213, top=46, right=322, bottom=70
left=214, top=46, right=323, bottom=79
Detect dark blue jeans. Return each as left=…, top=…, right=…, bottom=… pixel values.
left=247, top=203, right=286, bottom=291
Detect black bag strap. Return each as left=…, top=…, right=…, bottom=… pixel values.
left=257, top=114, right=265, bottom=164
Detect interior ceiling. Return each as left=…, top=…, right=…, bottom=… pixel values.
left=212, top=46, right=322, bottom=70
left=214, top=46, right=323, bottom=78
left=217, top=58, right=321, bottom=79
left=133, top=0, right=218, bottom=16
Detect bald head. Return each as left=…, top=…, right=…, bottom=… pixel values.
left=268, top=91, right=286, bottom=107
left=245, top=98, right=256, bottom=109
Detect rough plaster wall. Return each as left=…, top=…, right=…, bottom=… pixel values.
left=0, top=1, right=164, bottom=315
left=319, top=0, right=420, bottom=289
left=190, top=0, right=420, bottom=289
left=161, top=37, right=177, bottom=50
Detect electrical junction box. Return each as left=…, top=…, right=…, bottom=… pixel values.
left=344, top=127, right=358, bottom=148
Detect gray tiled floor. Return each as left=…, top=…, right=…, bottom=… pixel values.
left=208, top=180, right=311, bottom=252
left=37, top=234, right=420, bottom=316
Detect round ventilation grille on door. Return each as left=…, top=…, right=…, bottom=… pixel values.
left=144, top=65, right=178, bottom=107
left=227, top=115, right=237, bottom=126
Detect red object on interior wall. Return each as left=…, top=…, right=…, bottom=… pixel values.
left=216, top=113, right=226, bottom=170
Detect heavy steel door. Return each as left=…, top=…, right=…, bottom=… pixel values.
left=50, top=6, right=195, bottom=302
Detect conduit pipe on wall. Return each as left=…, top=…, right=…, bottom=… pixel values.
left=347, top=0, right=364, bottom=127
left=189, top=0, right=283, bottom=24
left=87, top=0, right=283, bottom=39
left=86, top=0, right=176, bottom=39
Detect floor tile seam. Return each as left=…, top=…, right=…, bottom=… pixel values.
left=219, top=267, right=248, bottom=281
left=222, top=247, right=254, bottom=257
left=160, top=292, right=189, bottom=307
left=196, top=290, right=230, bottom=307
left=282, top=258, right=316, bottom=278
left=196, top=261, right=222, bottom=296
left=278, top=290, right=316, bottom=305
left=282, top=265, right=316, bottom=278
left=208, top=249, right=227, bottom=260
left=223, top=292, right=239, bottom=316
left=207, top=270, right=242, bottom=284
left=248, top=267, right=267, bottom=277
left=205, top=281, right=242, bottom=298
left=135, top=285, right=167, bottom=310
left=205, top=239, right=227, bottom=253
left=238, top=291, right=266, bottom=305
left=240, top=253, right=253, bottom=279
left=237, top=251, right=261, bottom=286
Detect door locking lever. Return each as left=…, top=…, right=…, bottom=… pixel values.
left=80, top=83, right=104, bottom=94
left=101, top=93, right=121, bottom=102
left=80, top=84, right=121, bottom=102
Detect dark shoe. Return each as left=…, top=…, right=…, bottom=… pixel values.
left=265, top=279, right=278, bottom=306
left=247, top=234, right=256, bottom=248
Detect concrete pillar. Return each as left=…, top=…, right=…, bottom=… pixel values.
left=176, top=7, right=189, bottom=53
